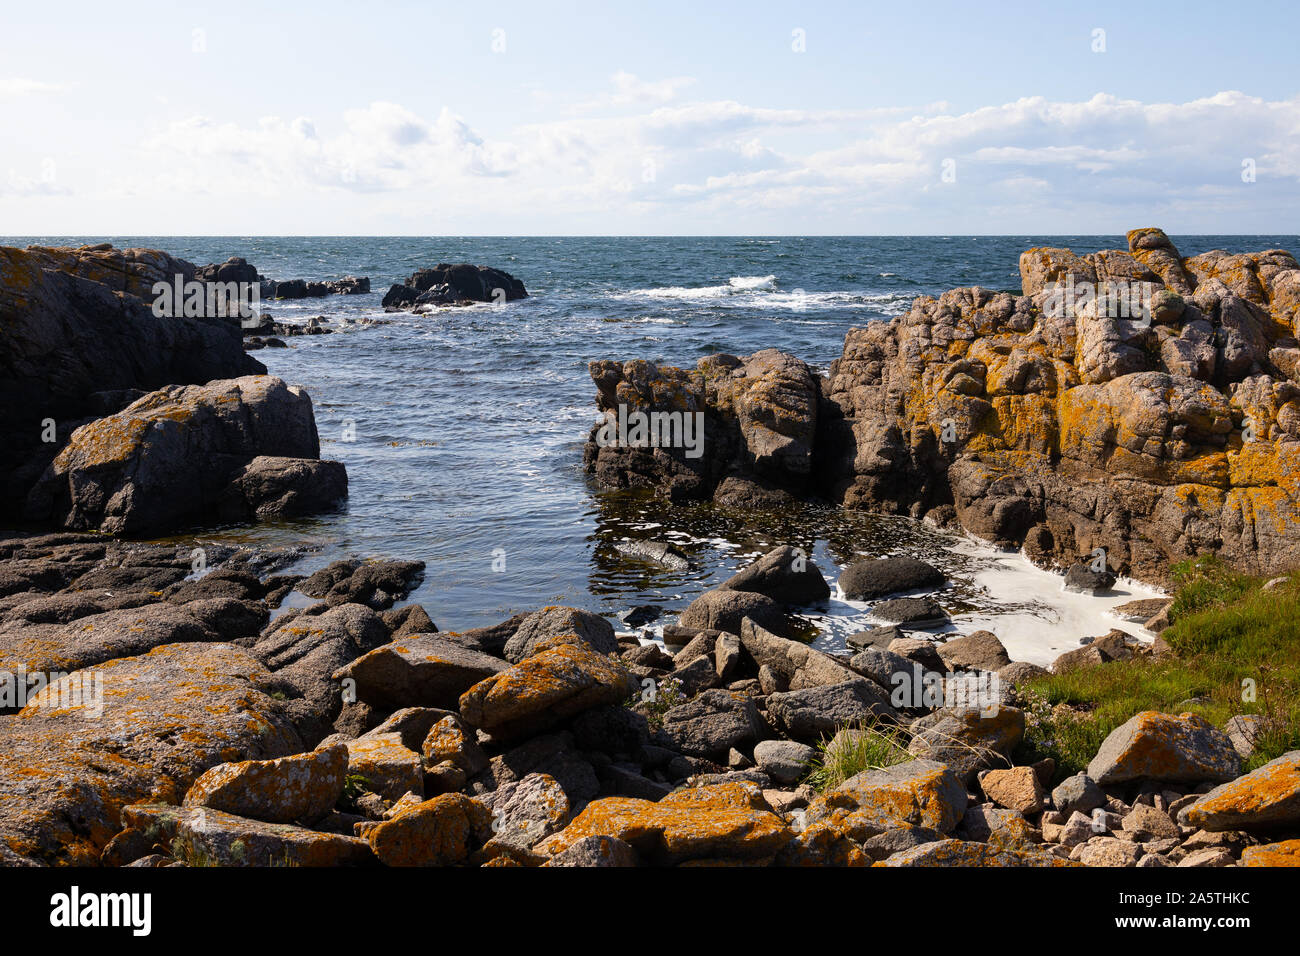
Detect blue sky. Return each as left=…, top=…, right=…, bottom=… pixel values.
left=2, top=0, right=1298, bottom=234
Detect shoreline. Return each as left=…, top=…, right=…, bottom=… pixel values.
left=1, top=231, right=1297, bottom=869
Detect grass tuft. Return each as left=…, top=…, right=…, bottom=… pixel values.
left=805, top=721, right=912, bottom=791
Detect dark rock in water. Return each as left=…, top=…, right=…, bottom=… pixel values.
left=584, top=350, right=818, bottom=505
left=613, top=540, right=690, bottom=570
left=297, top=558, right=425, bottom=611
left=196, top=256, right=261, bottom=286
left=870, top=597, right=949, bottom=626
left=721, top=544, right=830, bottom=606
left=623, top=605, right=661, bottom=627
left=838, top=556, right=944, bottom=600
left=1064, top=562, right=1118, bottom=593
left=712, top=475, right=798, bottom=509
left=382, top=283, right=420, bottom=309
left=223, top=455, right=348, bottom=522
left=0, top=245, right=264, bottom=521
left=326, top=276, right=370, bottom=295
left=24, top=375, right=343, bottom=537
left=383, top=263, right=527, bottom=312
left=409, top=263, right=527, bottom=302
left=268, top=278, right=330, bottom=299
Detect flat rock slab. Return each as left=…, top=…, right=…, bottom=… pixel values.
left=878, top=839, right=1076, bottom=867
left=123, top=803, right=373, bottom=867
left=1179, top=750, right=1300, bottom=831
left=1, top=642, right=303, bottom=865
left=334, top=634, right=508, bottom=711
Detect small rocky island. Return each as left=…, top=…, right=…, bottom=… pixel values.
left=0, top=232, right=1296, bottom=869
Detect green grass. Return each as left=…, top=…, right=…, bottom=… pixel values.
left=1015, top=557, right=1300, bottom=780
left=805, top=722, right=912, bottom=791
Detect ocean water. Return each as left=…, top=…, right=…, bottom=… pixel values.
left=12, top=234, right=1298, bottom=662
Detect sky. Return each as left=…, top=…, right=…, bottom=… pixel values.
left=1, top=0, right=1298, bottom=235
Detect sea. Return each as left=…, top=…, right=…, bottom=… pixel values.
left=12, top=234, right=1299, bottom=664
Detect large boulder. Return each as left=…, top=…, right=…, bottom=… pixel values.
left=123, top=803, right=373, bottom=867
left=0, top=642, right=303, bottom=864
left=677, top=588, right=793, bottom=637
left=907, top=706, right=1026, bottom=783
left=366, top=793, right=493, bottom=866
left=656, top=689, right=764, bottom=759
left=536, top=782, right=791, bottom=865
left=738, top=617, right=854, bottom=689
left=937, top=631, right=1011, bottom=671
left=838, top=557, right=944, bottom=600
left=584, top=350, right=819, bottom=503
left=458, top=642, right=635, bottom=741
left=502, top=606, right=618, bottom=663
left=26, top=375, right=345, bottom=536
left=765, top=679, right=897, bottom=741
left=721, top=545, right=830, bottom=605
left=0, top=245, right=263, bottom=516
left=182, top=744, right=348, bottom=824
left=814, top=759, right=968, bottom=835
left=1178, top=750, right=1300, bottom=831
left=1087, top=712, right=1240, bottom=786
left=333, top=634, right=508, bottom=711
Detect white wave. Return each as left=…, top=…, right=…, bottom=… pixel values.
left=728, top=274, right=777, bottom=291
left=609, top=281, right=913, bottom=313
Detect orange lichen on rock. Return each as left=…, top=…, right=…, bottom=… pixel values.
left=537, top=783, right=792, bottom=864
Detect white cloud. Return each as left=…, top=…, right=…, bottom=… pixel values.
left=68, top=86, right=1300, bottom=231
left=0, top=77, right=65, bottom=97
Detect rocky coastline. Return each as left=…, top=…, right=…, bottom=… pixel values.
left=0, top=232, right=1297, bottom=868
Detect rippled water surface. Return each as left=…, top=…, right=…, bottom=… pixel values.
left=15, top=234, right=1297, bottom=657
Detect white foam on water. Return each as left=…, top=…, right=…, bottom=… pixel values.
left=804, top=535, right=1167, bottom=667
left=606, top=278, right=911, bottom=313
left=949, top=544, right=1167, bottom=666
left=727, top=274, right=778, bottom=291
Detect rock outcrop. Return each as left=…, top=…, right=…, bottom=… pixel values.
left=25, top=375, right=346, bottom=536
left=0, top=245, right=264, bottom=520
left=584, top=349, right=820, bottom=505
left=382, top=263, right=527, bottom=312
left=585, top=229, right=1300, bottom=582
